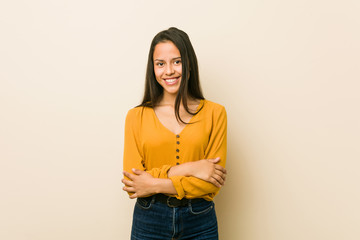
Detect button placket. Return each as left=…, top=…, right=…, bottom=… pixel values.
left=176, top=134, right=180, bottom=164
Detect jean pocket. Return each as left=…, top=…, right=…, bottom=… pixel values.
left=136, top=197, right=153, bottom=210
left=189, top=200, right=214, bottom=215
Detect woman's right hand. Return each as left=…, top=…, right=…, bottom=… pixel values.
left=189, top=157, right=227, bottom=188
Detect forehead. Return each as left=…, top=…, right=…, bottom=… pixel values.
left=153, top=41, right=181, bottom=60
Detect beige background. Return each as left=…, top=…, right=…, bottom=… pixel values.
left=1, top=0, right=359, bottom=239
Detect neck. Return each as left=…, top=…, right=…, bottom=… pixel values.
left=157, top=93, right=199, bottom=108
left=159, top=92, right=177, bottom=105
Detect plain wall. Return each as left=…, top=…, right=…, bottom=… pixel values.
left=1, top=0, right=359, bottom=239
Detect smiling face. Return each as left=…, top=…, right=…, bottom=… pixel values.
left=153, top=41, right=182, bottom=98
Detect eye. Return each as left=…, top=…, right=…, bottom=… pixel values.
left=174, top=60, right=181, bottom=65
left=155, top=62, right=164, bottom=67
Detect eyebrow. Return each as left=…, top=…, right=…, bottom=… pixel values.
left=154, top=57, right=181, bottom=61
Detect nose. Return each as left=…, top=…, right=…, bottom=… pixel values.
left=165, top=63, right=174, bottom=75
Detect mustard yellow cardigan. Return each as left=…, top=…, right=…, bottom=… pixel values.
left=123, top=99, right=227, bottom=201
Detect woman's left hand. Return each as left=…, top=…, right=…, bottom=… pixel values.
left=122, top=169, right=157, bottom=199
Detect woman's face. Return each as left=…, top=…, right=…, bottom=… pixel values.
left=153, top=41, right=182, bottom=97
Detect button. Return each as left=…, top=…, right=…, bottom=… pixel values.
left=176, top=156, right=179, bottom=159
left=176, top=149, right=179, bottom=152
left=176, top=135, right=180, bottom=138
left=176, top=141, right=180, bottom=144
left=176, top=162, right=179, bottom=165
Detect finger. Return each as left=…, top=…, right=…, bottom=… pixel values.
left=123, top=186, right=135, bottom=193
left=214, top=169, right=226, bottom=176
left=211, top=173, right=224, bottom=186
left=208, top=157, right=221, bottom=164
left=123, top=171, right=135, bottom=180
left=214, top=168, right=223, bottom=175
left=214, top=169, right=226, bottom=181
left=132, top=168, right=143, bottom=175
left=210, top=177, right=222, bottom=188
left=122, top=179, right=134, bottom=186
left=212, top=174, right=224, bottom=186
left=129, top=193, right=138, bottom=199
left=214, top=164, right=226, bottom=173
left=214, top=169, right=226, bottom=178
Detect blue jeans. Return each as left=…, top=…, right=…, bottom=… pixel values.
left=131, top=196, right=218, bottom=240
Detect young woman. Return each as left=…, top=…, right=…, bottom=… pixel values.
left=122, top=27, right=227, bottom=240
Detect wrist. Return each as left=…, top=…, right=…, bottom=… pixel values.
left=183, top=162, right=194, bottom=177
left=168, top=163, right=192, bottom=177
left=152, top=178, right=162, bottom=194
left=153, top=178, right=177, bottom=195
left=168, top=163, right=190, bottom=177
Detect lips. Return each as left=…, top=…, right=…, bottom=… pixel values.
left=163, top=77, right=180, bottom=85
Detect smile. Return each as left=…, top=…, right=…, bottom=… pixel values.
left=163, top=77, right=180, bottom=85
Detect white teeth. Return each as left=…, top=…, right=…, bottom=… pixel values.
left=165, top=78, right=177, bottom=83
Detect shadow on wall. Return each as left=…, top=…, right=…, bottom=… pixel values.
left=214, top=131, right=248, bottom=239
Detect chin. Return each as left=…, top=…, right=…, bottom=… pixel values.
left=164, top=90, right=179, bottom=96
left=162, top=85, right=180, bottom=95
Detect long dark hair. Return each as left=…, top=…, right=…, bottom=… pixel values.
left=139, top=27, right=204, bottom=124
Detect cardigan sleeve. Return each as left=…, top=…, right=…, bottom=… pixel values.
left=168, top=105, right=227, bottom=200
left=123, top=108, right=172, bottom=182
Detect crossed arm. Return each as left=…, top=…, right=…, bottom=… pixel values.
left=122, top=105, right=227, bottom=199
left=122, top=157, right=227, bottom=199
